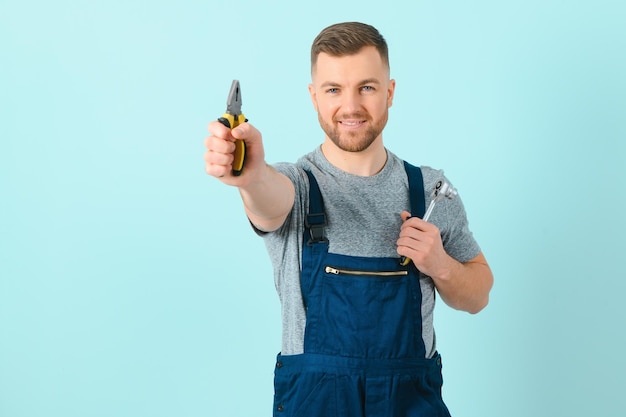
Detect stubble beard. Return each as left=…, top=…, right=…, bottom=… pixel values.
left=319, top=111, right=388, bottom=153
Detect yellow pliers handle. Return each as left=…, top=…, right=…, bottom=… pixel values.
left=218, top=113, right=247, bottom=176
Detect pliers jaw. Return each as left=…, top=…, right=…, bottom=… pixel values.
left=225, top=80, right=243, bottom=117
left=218, top=79, right=246, bottom=128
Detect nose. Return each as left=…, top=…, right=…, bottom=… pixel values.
left=341, top=90, right=362, bottom=113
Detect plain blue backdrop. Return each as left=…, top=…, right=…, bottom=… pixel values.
left=1, top=1, right=625, bottom=416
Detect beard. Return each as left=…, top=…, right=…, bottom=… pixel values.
left=318, top=110, right=387, bottom=153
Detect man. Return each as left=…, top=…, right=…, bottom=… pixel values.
left=205, top=21, right=493, bottom=417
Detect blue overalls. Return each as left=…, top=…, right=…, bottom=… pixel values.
left=273, top=162, right=451, bottom=417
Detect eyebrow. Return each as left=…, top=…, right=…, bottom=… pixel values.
left=320, top=78, right=382, bottom=89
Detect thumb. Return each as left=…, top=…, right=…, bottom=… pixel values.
left=400, top=210, right=412, bottom=222
left=231, top=122, right=260, bottom=144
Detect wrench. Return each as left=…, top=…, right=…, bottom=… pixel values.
left=423, top=180, right=458, bottom=222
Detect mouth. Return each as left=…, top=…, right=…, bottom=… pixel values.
left=338, top=119, right=366, bottom=128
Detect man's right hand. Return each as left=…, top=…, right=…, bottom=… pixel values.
left=204, top=120, right=265, bottom=187
left=204, top=119, right=294, bottom=232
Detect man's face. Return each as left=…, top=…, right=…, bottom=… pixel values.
left=309, top=46, right=395, bottom=153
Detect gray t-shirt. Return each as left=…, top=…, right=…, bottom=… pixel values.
left=261, top=146, right=481, bottom=357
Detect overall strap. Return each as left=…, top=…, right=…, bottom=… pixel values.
left=403, top=161, right=426, bottom=219
left=304, top=170, right=328, bottom=244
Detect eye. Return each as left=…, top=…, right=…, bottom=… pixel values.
left=326, top=87, right=339, bottom=94
left=361, top=85, right=375, bottom=92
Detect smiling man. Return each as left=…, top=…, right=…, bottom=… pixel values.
left=204, top=21, right=493, bottom=417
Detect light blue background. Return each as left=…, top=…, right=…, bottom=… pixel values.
left=1, top=0, right=625, bottom=416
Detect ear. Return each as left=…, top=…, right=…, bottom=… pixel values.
left=308, top=83, right=318, bottom=112
left=387, top=79, right=396, bottom=108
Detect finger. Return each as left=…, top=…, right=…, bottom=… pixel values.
left=208, top=120, right=235, bottom=140
left=204, top=148, right=234, bottom=167
left=205, top=135, right=236, bottom=154
left=399, top=221, right=438, bottom=249
left=396, top=238, right=425, bottom=262
left=399, top=215, right=422, bottom=232
left=401, top=216, right=437, bottom=233
left=400, top=210, right=411, bottom=222
left=397, top=228, right=423, bottom=246
left=398, top=232, right=430, bottom=249
left=205, top=162, right=231, bottom=178
left=397, top=235, right=431, bottom=261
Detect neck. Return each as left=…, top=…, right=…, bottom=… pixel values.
left=321, top=137, right=387, bottom=176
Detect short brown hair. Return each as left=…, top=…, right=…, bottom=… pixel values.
left=310, top=22, right=389, bottom=72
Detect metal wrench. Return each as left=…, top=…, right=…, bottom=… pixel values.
left=423, top=180, right=458, bottom=222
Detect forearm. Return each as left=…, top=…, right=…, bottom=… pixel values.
left=431, top=252, right=493, bottom=314
left=239, top=164, right=295, bottom=232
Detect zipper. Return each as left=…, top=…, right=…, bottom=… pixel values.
left=324, top=266, right=408, bottom=277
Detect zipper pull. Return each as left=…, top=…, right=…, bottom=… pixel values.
left=325, top=266, right=340, bottom=275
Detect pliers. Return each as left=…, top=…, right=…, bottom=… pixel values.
left=218, top=79, right=248, bottom=176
